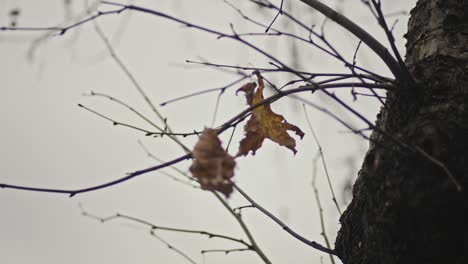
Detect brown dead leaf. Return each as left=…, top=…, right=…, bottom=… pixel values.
left=236, top=72, right=304, bottom=156
left=189, top=128, right=236, bottom=197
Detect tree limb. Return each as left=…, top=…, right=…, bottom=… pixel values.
left=298, top=0, right=406, bottom=83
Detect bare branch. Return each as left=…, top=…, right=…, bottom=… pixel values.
left=92, top=22, right=190, bottom=153
left=81, top=210, right=251, bottom=247
left=0, top=8, right=126, bottom=34
left=211, top=191, right=272, bottom=264
left=415, top=146, right=462, bottom=191
left=81, top=206, right=199, bottom=264
left=311, top=152, right=336, bottom=264
left=157, top=170, right=200, bottom=189
left=149, top=231, right=198, bottom=264
left=137, top=141, right=196, bottom=183
left=228, top=0, right=390, bottom=81
left=138, top=142, right=272, bottom=264
left=233, top=183, right=337, bottom=255
left=297, top=0, right=406, bottom=83
left=303, top=105, right=342, bottom=215
left=265, top=0, right=284, bottom=32
left=160, top=76, right=249, bottom=106
left=369, top=0, right=414, bottom=84
left=78, top=103, right=201, bottom=137
left=0, top=81, right=394, bottom=196
left=0, top=154, right=191, bottom=197
left=201, top=248, right=251, bottom=254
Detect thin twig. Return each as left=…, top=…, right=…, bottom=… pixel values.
left=352, top=91, right=386, bottom=99
left=225, top=125, right=238, bottom=152
left=160, top=76, right=248, bottom=106
left=80, top=205, right=199, bottom=264
left=232, top=183, right=337, bottom=256
left=228, top=0, right=390, bottom=81
left=303, top=105, right=342, bottom=215
left=157, top=170, right=200, bottom=189
left=247, top=0, right=393, bottom=81
left=84, top=91, right=163, bottom=131
left=82, top=210, right=251, bottom=247
left=201, top=248, right=251, bottom=254
left=186, top=60, right=392, bottom=84
left=0, top=81, right=394, bottom=195
left=297, top=0, right=404, bottom=82
left=211, top=192, right=272, bottom=264
left=149, top=231, right=198, bottom=264
left=186, top=60, right=316, bottom=77
left=265, top=0, right=284, bottom=32
left=350, top=39, right=386, bottom=106
left=78, top=103, right=200, bottom=137
left=311, top=153, right=336, bottom=264
left=233, top=205, right=255, bottom=212
left=369, top=0, right=413, bottom=85
left=211, top=91, right=223, bottom=126
left=415, top=146, right=462, bottom=191
left=0, top=8, right=126, bottom=33
left=93, top=22, right=189, bottom=152
left=0, top=154, right=191, bottom=196
left=352, top=40, right=363, bottom=69
left=137, top=140, right=196, bottom=183
left=138, top=142, right=272, bottom=264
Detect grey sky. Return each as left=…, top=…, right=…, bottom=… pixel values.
left=1, top=1, right=415, bottom=263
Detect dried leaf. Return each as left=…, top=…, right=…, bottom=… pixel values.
left=237, top=72, right=304, bottom=156
left=189, top=128, right=236, bottom=197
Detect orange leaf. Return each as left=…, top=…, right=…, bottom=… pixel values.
left=189, top=128, right=236, bottom=197
left=237, top=72, right=304, bottom=156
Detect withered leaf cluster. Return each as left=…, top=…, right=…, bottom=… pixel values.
left=189, top=128, right=236, bottom=197
left=189, top=73, right=304, bottom=197
left=236, top=72, right=304, bottom=156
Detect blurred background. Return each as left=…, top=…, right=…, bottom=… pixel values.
left=0, top=0, right=415, bottom=263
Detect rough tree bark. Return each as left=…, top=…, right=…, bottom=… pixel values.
left=335, top=0, right=468, bottom=263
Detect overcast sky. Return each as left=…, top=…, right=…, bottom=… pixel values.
left=1, top=1, right=416, bottom=263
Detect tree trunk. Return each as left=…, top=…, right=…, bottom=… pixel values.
left=335, top=0, right=468, bottom=263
